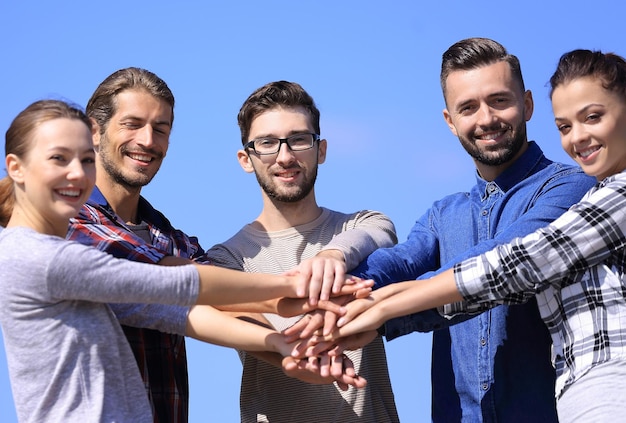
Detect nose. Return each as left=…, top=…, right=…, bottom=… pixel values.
left=569, top=123, right=589, bottom=146
left=275, top=141, right=296, bottom=165
left=67, top=158, right=86, bottom=180
left=476, top=103, right=497, bottom=127
left=135, top=125, right=155, bottom=147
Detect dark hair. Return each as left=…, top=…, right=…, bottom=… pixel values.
left=86, top=67, right=175, bottom=134
left=237, top=81, right=320, bottom=145
left=1, top=100, right=91, bottom=226
left=549, top=49, right=626, bottom=100
left=440, top=37, right=526, bottom=104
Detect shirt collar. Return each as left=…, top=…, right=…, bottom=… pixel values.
left=86, top=185, right=166, bottom=228
left=475, top=141, right=544, bottom=198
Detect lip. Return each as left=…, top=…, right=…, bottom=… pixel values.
left=575, top=145, right=602, bottom=163
left=126, top=151, right=156, bottom=166
left=274, top=169, right=301, bottom=182
left=474, top=129, right=507, bottom=144
left=54, top=188, right=84, bottom=204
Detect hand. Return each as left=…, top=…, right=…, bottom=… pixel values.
left=287, top=269, right=374, bottom=308
left=281, top=353, right=367, bottom=391
left=291, top=250, right=347, bottom=305
left=288, top=328, right=379, bottom=359
left=283, top=281, right=375, bottom=339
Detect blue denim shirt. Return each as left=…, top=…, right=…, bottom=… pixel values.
left=355, top=142, right=596, bottom=422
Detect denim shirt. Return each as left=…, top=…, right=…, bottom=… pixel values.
left=354, top=141, right=596, bottom=422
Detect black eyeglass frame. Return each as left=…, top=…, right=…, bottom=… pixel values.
left=244, top=133, right=321, bottom=155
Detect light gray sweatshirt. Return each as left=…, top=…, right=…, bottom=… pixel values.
left=0, top=227, right=199, bottom=422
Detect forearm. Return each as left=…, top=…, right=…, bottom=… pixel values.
left=216, top=299, right=279, bottom=314
left=186, top=305, right=290, bottom=355
left=337, top=270, right=462, bottom=337
left=378, top=270, right=462, bottom=322
left=194, top=264, right=296, bottom=305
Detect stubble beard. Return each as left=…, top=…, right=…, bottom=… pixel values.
left=460, top=120, right=527, bottom=166
left=98, top=133, right=161, bottom=189
left=255, top=165, right=318, bottom=203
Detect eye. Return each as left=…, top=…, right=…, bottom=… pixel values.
left=458, top=105, right=475, bottom=115
left=585, top=113, right=601, bottom=123
left=257, top=138, right=278, bottom=147
left=50, top=154, right=66, bottom=162
left=153, top=124, right=171, bottom=135
left=82, top=157, right=95, bottom=164
left=556, top=123, right=571, bottom=134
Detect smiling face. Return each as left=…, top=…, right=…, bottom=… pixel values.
left=443, top=60, right=533, bottom=180
left=237, top=106, right=326, bottom=204
left=553, top=76, right=626, bottom=180
left=7, top=118, right=95, bottom=235
left=94, top=89, right=172, bottom=190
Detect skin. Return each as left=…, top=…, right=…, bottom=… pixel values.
left=553, top=76, right=626, bottom=181
left=237, top=106, right=327, bottom=232
left=288, top=60, right=538, bottom=345
left=443, top=60, right=533, bottom=182
left=87, top=90, right=365, bottom=385
left=234, top=106, right=368, bottom=388
left=6, top=118, right=96, bottom=237
left=237, top=107, right=347, bottom=301
left=312, top=75, right=626, bottom=355
left=1, top=111, right=366, bottom=360
left=91, top=89, right=172, bottom=224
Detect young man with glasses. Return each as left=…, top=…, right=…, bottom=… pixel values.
left=206, top=80, right=400, bottom=423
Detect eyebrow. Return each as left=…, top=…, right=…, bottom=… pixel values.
left=118, top=115, right=172, bottom=127
left=554, top=103, right=604, bottom=121
left=252, top=129, right=313, bottom=139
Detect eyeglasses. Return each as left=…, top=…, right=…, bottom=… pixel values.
left=244, top=133, right=320, bottom=155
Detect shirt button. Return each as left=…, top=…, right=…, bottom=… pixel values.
left=482, top=383, right=489, bottom=390
left=480, top=338, right=486, bottom=346
left=481, top=210, right=488, bottom=216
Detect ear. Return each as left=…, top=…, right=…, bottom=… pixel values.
left=237, top=149, right=255, bottom=174
left=317, top=138, right=327, bottom=165
left=523, top=90, right=534, bottom=122
left=442, top=108, right=458, bottom=137
left=5, top=153, right=24, bottom=184
left=90, top=118, right=102, bottom=149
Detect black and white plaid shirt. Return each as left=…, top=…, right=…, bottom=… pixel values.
left=448, top=171, right=626, bottom=397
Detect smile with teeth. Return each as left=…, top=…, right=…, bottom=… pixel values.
left=475, top=130, right=506, bottom=141
left=577, top=145, right=601, bottom=159
left=278, top=172, right=297, bottom=177
left=56, top=188, right=81, bottom=197
left=128, top=152, right=153, bottom=163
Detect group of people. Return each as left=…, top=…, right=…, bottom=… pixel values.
left=0, top=36, right=624, bottom=423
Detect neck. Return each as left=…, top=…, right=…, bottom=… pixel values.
left=253, top=192, right=322, bottom=231
left=7, top=206, right=67, bottom=238
left=96, top=175, right=142, bottom=224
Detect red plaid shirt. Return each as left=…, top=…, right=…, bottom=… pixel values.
left=67, top=186, right=209, bottom=423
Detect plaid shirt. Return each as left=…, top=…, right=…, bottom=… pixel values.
left=450, top=171, right=626, bottom=397
left=67, top=186, right=209, bottom=423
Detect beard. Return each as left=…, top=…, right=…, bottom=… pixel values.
left=459, top=119, right=527, bottom=166
left=254, top=165, right=318, bottom=203
left=98, top=133, right=162, bottom=189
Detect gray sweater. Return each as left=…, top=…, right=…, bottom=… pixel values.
left=0, top=227, right=199, bottom=422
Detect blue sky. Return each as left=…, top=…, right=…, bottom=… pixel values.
left=1, top=1, right=624, bottom=421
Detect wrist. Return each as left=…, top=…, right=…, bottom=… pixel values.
left=268, top=332, right=291, bottom=357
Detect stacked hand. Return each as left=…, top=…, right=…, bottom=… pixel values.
left=275, top=252, right=389, bottom=390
